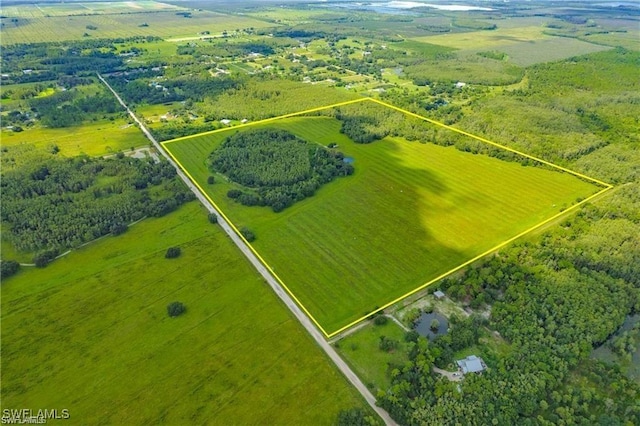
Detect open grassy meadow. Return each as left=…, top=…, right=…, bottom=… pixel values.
left=494, top=37, right=610, bottom=67
left=200, top=79, right=359, bottom=122
left=403, top=50, right=524, bottom=85
left=0, top=118, right=148, bottom=157
left=411, top=24, right=611, bottom=66
left=164, top=105, right=603, bottom=335
left=0, top=1, right=180, bottom=18
left=0, top=4, right=273, bottom=45
left=0, top=202, right=369, bottom=424
left=335, top=320, right=409, bottom=392
left=583, top=32, right=640, bottom=51
left=415, top=25, right=549, bottom=49
left=243, top=7, right=349, bottom=25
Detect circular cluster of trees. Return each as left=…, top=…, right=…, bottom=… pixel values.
left=209, top=128, right=353, bottom=212
left=167, top=301, right=186, bottom=317
left=165, top=247, right=181, bottom=259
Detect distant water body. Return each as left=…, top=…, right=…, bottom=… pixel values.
left=594, top=2, right=640, bottom=7
left=326, top=1, right=494, bottom=14
left=387, top=1, right=493, bottom=11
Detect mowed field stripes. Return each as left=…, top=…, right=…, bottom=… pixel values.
left=162, top=99, right=611, bottom=337
left=0, top=8, right=273, bottom=45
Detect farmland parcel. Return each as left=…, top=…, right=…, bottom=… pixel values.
left=0, top=2, right=272, bottom=45
left=0, top=202, right=369, bottom=424
left=164, top=100, right=607, bottom=336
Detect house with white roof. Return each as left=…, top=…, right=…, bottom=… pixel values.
left=456, top=355, right=486, bottom=374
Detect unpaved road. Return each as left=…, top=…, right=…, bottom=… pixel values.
left=433, top=366, right=463, bottom=382
left=98, top=73, right=397, bottom=425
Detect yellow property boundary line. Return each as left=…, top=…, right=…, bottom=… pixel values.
left=162, top=140, right=331, bottom=336
left=161, top=98, right=613, bottom=339
left=163, top=98, right=369, bottom=145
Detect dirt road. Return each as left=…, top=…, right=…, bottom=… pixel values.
left=98, top=73, right=397, bottom=425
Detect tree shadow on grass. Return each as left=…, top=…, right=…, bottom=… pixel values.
left=251, top=119, right=468, bottom=333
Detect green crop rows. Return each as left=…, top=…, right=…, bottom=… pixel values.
left=164, top=106, right=603, bottom=334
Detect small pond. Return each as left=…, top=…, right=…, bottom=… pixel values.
left=414, top=312, right=448, bottom=340
left=591, top=314, right=640, bottom=382
left=343, top=156, right=355, bottom=164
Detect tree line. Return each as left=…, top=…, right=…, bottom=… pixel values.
left=29, top=85, right=121, bottom=128
left=106, top=74, right=237, bottom=106
left=376, top=183, right=640, bottom=424
left=1, top=153, right=194, bottom=263
left=1, top=36, right=160, bottom=84
left=333, top=103, right=557, bottom=169
left=177, top=41, right=278, bottom=59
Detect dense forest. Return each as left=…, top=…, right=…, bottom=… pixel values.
left=176, top=40, right=285, bottom=59
left=0, top=37, right=160, bottom=83
left=1, top=152, right=194, bottom=262
left=368, top=48, right=640, bottom=426
left=337, top=110, right=389, bottom=144
left=378, top=196, right=640, bottom=424
left=331, top=102, right=559, bottom=170
left=209, top=128, right=353, bottom=212
left=28, top=86, right=121, bottom=128
left=106, top=74, right=238, bottom=106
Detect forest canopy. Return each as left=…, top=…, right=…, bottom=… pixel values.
left=1, top=153, right=194, bottom=256
left=209, top=128, right=353, bottom=212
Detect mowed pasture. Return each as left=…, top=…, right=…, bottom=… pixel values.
left=335, top=320, right=409, bottom=392
left=412, top=24, right=611, bottom=66
left=0, top=118, right=148, bottom=157
left=0, top=1, right=180, bottom=17
left=243, top=7, right=349, bottom=25
left=0, top=202, right=368, bottom=424
left=164, top=108, right=603, bottom=334
left=0, top=8, right=273, bottom=45
left=414, top=25, right=548, bottom=49
left=583, top=32, right=640, bottom=51
left=494, top=37, right=610, bottom=67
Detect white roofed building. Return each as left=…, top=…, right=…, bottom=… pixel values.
left=456, top=355, right=486, bottom=374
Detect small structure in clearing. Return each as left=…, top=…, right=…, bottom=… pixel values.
left=434, top=290, right=445, bottom=300
left=456, top=355, right=486, bottom=374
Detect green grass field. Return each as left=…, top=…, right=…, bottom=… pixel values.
left=0, top=202, right=369, bottom=424
left=403, top=50, right=524, bottom=85
left=163, top=105, right=603, bottom=335
left=0, top=1, right=180, bottom=17
left=0, top=7, right=273, bottom=45
left=200, top=79, right=358, bottom=121
left=414, top=26, right=550, bottom=49
left=335, top=320, right=409, bottom=392
left=495, top=37, right=611, bottom=67
left=411, top=25, right=611, bottom=66
left=243, top=7, right=347, bottom=25
left=0, top=118, right=148, bottom=157
left=583, top=32, right=640, bottom=51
